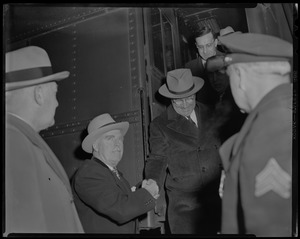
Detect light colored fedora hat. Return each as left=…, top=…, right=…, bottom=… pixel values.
left=5, top=46, right=70, bottom=91
left=159, top=68, right=204, bottom=99
left=82, top=113, right=129, bottom=153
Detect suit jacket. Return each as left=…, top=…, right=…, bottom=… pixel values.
left=72, top=157, right=156, bottom=233
left=145, top=102, right=222, bottom=193
left=219, top=84, right=293, bottom=236
left=5, top=113, right=84, bottom=235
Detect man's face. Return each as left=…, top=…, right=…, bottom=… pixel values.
left=195, top=32, right=218, bottom=61
left=226, top=65, right=248, bottom=113
left=97, top=129, right=124, bottom=168
left=172, top=94, right=196, bottom=117
left=209, top=71, right=229, bottom=94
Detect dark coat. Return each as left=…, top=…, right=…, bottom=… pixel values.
left=72, top=157, right=156, bottom=233
left=220, top=84, right=293, bottom=236
left=5, top=114, right=84, bottom=234
left=185, top=51, right=224, bottom=106
left=145, top=102, right=222, bottom=234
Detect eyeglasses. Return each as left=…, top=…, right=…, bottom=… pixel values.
left=172, top=95, right=195, bottom=106
left=196, top=40, right=215, bottom=51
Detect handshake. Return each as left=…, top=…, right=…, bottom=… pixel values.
left=142, top=179, right=160, bottom=199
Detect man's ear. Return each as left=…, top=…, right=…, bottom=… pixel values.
left=237, top=66, right=247, bottom=91
left=92, top=141, right=98, bottom=152
left=33, top=85, right=44, bottom=105
left=214, top=38, right=218, bottom=47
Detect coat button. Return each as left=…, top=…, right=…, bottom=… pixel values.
left=202, top=167, right=206, bottom=172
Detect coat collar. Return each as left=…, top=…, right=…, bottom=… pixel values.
left=91, top=156, right=123, bottom=177
left=166, top=103, right=200, bottom=138
left=91, top=157, right=127, bottom=190
left=6, top=113, right=74, bottom=197
left=220, top=83, right=292, bottom=170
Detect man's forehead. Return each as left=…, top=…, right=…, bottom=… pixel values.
left=195, top=32, right=214, bottom=44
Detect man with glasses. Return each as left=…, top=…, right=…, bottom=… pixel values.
left=145, top=68, right=223, bottom=234
left=185, top=26, right=224, bottom=106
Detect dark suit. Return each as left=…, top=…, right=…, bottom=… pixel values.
left=72, top=157, right=155, bottom=233
left=185, top=51, right=224, bottom=106
left=145, top=102, right=222, bottom=234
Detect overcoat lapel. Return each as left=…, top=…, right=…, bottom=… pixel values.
left=166, top=104, right=199, bottom=138
left=220, top=110, right=258, bottom=171
left=220, top=84, right=292, bottom=171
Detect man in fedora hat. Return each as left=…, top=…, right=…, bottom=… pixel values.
left=5, top=46, right=84, bottom=234
left=144, top=68, right=223, bottom=234
left=215, top=33, right=293, bottom=236
left=72, top=113, right=159, bottom=233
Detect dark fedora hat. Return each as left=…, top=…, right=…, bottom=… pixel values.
left=5, top=46, right=70, bottom=91
left=159, top=68, right=204, bottom=99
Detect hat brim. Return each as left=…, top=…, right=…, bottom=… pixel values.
left=5, top=71, right=70, bottom=91
left=225, top=53, right=289, bottom=65
left=82, top=121, right=129, bottom=153
left=158, top=76, right=204, bottom=99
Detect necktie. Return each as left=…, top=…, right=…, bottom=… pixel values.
left=112, top=168, right=121, bottom=179
left=187, top=115, right=197, bottom=127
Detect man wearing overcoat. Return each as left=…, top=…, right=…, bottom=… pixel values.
left=216, top=33, right=293, bottom=236
left=145, top=68, right=223, bottom=234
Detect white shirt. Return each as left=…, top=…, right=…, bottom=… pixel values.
left=186, top=110, right=198, bottom=127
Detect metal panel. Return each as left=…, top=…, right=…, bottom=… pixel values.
left=24, top=8, right=146, bottom=185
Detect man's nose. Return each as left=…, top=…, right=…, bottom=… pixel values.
left=114, top=139, right=122, bottom=146
left=182, top=99, right=188, bottom=107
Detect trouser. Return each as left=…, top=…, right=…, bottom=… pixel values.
left=166, top=189, right=221, bottom=234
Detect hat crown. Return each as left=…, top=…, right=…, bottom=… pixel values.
left=6, top=46, right=52, bottom=73
left=87, top=113, right=117, bottom=135
left=219, top=33, right=293, bottom=59
left=166, top=69, right=194, bottom=94
left=220, top=26, right=234, bottom=36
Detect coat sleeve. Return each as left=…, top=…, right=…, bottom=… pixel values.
left=240, top=106, right=292, bottom=236
left=5, top=128, right=47, bottom=233
left=144, top=120, right=168, bottom=190
left=73, top=165, right=156, bottom=225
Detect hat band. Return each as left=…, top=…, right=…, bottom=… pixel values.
left=6, top=67, right=53, bottom=83
left=168, top=83, right=195, bottom=95
left=90, top=121, right=118, bottom=134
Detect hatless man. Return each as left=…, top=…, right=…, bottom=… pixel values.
left=72, top=113, right=159, bottom=233
left=185, top=26, right=225, bottom=106
left=217, top=33, right=293, bottom=236
left=5, top=46, right=84, bottom=234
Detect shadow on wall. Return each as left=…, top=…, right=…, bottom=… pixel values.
left=74, top=128, right=91, bottom=161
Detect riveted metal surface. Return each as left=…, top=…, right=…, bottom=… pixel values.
left=127, top=8, right=147, bottom=183
left=26, top=8, right=146, bottom=185
left=41, top=110, right=141, bottom=138
left=5, top=6, right=108, bottom=44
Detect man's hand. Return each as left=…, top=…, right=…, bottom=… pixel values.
left=142, top=179, right=160, bottom=199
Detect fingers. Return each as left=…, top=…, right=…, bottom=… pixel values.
left=142, top=179, right=159, bottom=199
